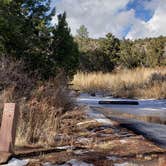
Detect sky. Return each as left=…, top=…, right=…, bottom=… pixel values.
left=51, top=0, right=166, bottom=39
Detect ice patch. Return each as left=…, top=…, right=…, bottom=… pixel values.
left=77, top=94, right=166, bottom=119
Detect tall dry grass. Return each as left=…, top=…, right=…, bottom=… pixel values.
left=0, top=57, right=73, bottom=147
left=72, top=67, right=166, bottom=99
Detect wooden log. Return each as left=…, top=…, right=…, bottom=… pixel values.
left=0, top=103, right=19, bottom=153
left=98, top=100, right=139, bottom=105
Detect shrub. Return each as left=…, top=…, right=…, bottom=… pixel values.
left=0, top=57, right=73, bottom=146
left=72, top=67, right=166, bottom=99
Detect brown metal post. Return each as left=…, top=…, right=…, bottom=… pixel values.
left=0, top=103, right=19, bottom=153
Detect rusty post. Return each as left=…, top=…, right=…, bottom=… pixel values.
left=0, top=103, right=19, bottom=153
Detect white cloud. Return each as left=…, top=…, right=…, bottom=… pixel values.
left=52, top=0, right=166, bottom=39
left=126, top=0, right=166, bottom=39
left=52, top=0, right=133, bottom=38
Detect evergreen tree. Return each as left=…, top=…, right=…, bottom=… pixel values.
left=0, top=0, right=56, bottom=78
left=99, top=33, right=120, bottom=71
left=51, top=12, right=79, bottom=78
left=75, top=25, right=89, bottom=51
left=119, top=40, right=145, bottom=68
left=146, top=37, right=165, bottom=67
left=76, top=25, right=89, bottom=39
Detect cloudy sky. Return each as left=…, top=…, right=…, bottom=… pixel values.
left=51, top=0, right=166, bottom=39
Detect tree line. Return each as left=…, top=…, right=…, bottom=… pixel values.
left=0, top=0, right=79, bottom=79
left=76, top=25, right=166, bottom=72
left=0, top=0, right=165, bottom=80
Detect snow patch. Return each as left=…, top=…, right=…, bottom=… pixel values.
left=114, top=162, right=138, bottom=166
left=106, top=156, right=119, bottom=161
left=56, top=146, right=74, bottom=150
left=50, top=159, right=94, bottom=166
left=119, top=139, right=128, bottom=144
left=73, top=149, right=90, bottom=155
left=2, top=158, right=29, bottom=166
left=43, top=162, right=54, bottom=166
left=77, top=137, right=92, bottom=143
left=77, top=120, right=97, bottom=126
left=85, top=106, right=113, bottom=125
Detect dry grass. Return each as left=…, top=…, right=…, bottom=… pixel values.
left=0, top=57, right=73, bottom=146
left=72, top=67, right=166, bottom=99
left=16, top=78, right=73, bottom=147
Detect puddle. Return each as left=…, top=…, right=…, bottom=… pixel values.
left=77, top=94, right=166, bottom=125
left=105, top=109, right=166, bottom=125
left=77, top=94, right=166, bottom=148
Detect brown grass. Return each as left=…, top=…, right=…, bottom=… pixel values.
left=0, top=57, right=73, bottom=146
left=72, top=67, right=166, bottom=99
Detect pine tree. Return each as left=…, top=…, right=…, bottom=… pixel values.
left=51, top=12, right=79, bottom=78
left=99, top=33, right=120, bottom=71
left=119, top=40, right=145, bottom=68
left=0, top=0, right=56, bottom=78
left=76, top=25, right=89, bottom=39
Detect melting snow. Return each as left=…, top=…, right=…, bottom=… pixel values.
left=119, top=139, right=128, bottom=144
left=64, top=159, right=93, bottom=166
left=85, top=106, right=113, bottom=125
left=1, top=158, right=29, bottom=166
left=56, top=146, right=74, bottom=150
left=114, top=162, right=138, bottom=166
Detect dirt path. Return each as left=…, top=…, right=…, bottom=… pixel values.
left=92, top=106, right=166, bottom=149
left=110, top=116, right=166, bottom=148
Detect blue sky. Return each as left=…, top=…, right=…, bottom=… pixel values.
left=126, top=0, right=154, bottom=21
left=51, top=0, right=166, bottom=39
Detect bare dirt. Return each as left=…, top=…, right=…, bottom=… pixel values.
left=13, top=106, right=166, bottom=166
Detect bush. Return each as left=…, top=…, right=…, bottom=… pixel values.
left=148, top=72, right=166, bottom=83
left=72, top=67, right=166, bottom=99
left=0, top=57, right=73, bottom=146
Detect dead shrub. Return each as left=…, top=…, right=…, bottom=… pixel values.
left=148, top=72, right=166, bottom=84
left=72, top=67, right=166, bottom=99
left=0, top=57, right=73, bottom=146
